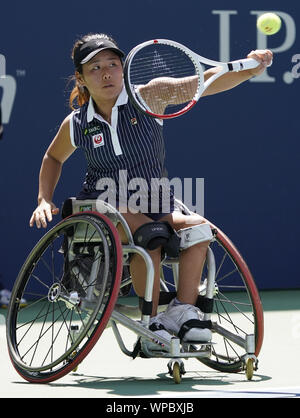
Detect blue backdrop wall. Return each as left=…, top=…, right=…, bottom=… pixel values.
left=0, top=0, right=299, bottom=290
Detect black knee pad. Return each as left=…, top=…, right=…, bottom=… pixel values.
left=133, top=222, right=180, bottom=257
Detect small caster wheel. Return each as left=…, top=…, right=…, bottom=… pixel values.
left=172, top=362, right=182, bottom=384
left=245, top=357, right=254, bottom=381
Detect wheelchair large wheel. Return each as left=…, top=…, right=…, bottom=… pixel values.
left=6, top=212, right=123, bottom=383
left=197, top=223, right=264, bottom=373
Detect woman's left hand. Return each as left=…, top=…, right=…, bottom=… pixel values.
left=247, top=49, right=273, bottom=76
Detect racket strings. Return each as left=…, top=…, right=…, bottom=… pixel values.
left=128, top=44, right=202, bottom=116
left=129, top=54, right=195, bottom=77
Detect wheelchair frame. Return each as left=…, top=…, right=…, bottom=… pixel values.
left=6, top=198, right=263, bottom=384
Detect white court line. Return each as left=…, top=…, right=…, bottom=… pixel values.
left=139, top=386, right=300, bottom=398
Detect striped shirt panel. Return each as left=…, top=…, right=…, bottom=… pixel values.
left=71, top=95, right=167, bottom=199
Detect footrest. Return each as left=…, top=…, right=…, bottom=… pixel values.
left=182, top=340, right=214, bottom=346
left=182, top=341, right=214, bottom=353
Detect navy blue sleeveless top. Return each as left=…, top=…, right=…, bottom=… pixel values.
left=70, top=86, right=174, bottom=215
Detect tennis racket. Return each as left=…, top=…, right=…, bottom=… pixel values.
left=124, top=39, right=272, bottom=119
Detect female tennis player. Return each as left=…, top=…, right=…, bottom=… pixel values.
left=29, top=33, right=272, bottom=348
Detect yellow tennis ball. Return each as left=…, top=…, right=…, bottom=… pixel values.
left=257, top=13, right=282, bottom=35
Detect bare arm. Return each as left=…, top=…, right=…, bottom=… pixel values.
left=138, top=76, right=198, bottom=114
left=30, top=114, right=76, bottom=228
left=138, top=49, right=273, bottom=111
left=201, top=49, right=273, bottom=96
left=37, top=154, right=63, bottom=205
left=202, top=67, right=253, bottom=96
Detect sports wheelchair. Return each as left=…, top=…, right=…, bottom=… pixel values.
left=6, top=198, right=263, bottom=384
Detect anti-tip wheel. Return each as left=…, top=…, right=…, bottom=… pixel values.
left=245, top=358, right=254, bottom=381
left=172, top=362, right=182, bottom=384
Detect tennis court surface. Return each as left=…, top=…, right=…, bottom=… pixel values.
left=1, top=289, right=299, bottom=398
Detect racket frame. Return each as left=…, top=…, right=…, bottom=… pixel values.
left=124, top=39, right=263, bottom=119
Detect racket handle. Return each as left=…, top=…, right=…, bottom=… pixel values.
left=230, top=58, right=272, bottom=71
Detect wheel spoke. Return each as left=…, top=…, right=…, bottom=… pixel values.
left=7, top=213, right=122, bottom=382
left=198, top=231, right=263, bottom=372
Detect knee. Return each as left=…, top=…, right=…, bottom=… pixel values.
left=187, top=214, right=207, bottom=226
left=172, top=214, right=207, bottom=231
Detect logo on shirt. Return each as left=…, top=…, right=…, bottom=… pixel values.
left=84, top=125, right=102, bottom=135
left=92, top=133, right=104, bottom=148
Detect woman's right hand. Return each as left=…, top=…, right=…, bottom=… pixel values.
left=29, top=199, right=59, bottom=229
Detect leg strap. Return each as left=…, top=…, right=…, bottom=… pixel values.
left=178, top=319, right=212, bottom=340
left=158, top=291, right=214, bottom=314
left=178, top=223, right=213, bottom=250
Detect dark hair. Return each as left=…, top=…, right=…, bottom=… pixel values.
left=69, top=33, right=120, bottom=110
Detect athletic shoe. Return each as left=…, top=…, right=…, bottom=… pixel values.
left=143, top=314, right=173, bottom=352
left=159, top=298, right=212, bottom=342
left=0, top=289, right=27, bottom=308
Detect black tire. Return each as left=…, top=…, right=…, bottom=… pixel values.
left=6, top=212, right=123, bottom=383
left=197, top=223, right=264, bottom=373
